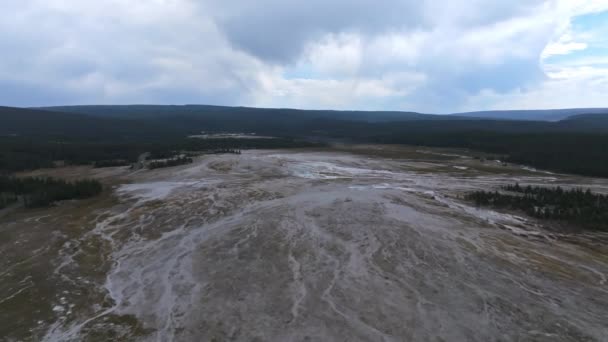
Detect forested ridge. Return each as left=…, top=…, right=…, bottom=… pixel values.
left=2, top=106, right=608, bottom=177
left=39, top=104, right=608, bottom=123
left=467, top=184, right=608, bottom=231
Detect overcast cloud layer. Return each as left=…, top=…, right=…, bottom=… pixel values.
left=1, top=0, right=608, bottom=112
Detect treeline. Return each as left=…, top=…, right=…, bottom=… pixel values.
left=0, top=137, right=145, bottom=171
left=210, top=149, right=241, bottom=154
left=0, top=176, right=103, bottom=208
left=253, top=118, right=608, bottom=178
left=147, top=150, right=242, bottom=169
left=370, top=131, right=608, bottom=178
left=93, top=160, right=131, bottom=168
left=466, top=183, right=608, bottom=231
left=148, top=156, right=193, bottom=169
left=3, top=105, right=608, bottom=178
left=0, top=137, right=322, bottom=172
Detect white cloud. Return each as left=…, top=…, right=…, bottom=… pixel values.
left=0, top=0, right=607, bottom=111
left=301, top=33, right=363, bottom=78
left=0, top=0, right=272, bottom=104
left=464, top=73, right=608, bottom=110
left=251, top=69, right=427, bottom=110
left=542, top=31, right=589, bottom=58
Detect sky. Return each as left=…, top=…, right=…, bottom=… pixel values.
left=1, top=0, right=608, bottom=113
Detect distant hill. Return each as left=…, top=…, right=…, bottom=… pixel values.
left=562, top=113, right=608, bottom=124
left=453, top=108, right=608, bottom=121
left=7, top=105, right=605, bottom=138
left=557, top=113, right=608, bottom=131
left=0, top=106, right=101, bottom=137
left=0, top=106, right=181, bottom=141
left=3, top=105, right=608, bottom=177
left=39, top=104, right=608, bottom=123
left=6, top=104, right=607, bottom=134
left=37, top=105, right=460, bottom=122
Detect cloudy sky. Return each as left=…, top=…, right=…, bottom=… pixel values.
left=1, top=0, right=608, bottom=112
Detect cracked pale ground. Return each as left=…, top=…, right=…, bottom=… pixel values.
left=2, top=147, right=608, bottom=341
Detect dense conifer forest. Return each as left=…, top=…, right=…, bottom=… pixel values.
left=0, top=176, right=102, bottom=209
left=148, top=156, right=194, bottom=169
left=2, top=106, right=608, bottom=177
left=93, top=160, right=131, bottom=168
left=466, top=184, right=608, bottom=231
left=0, top=136, right=320, bottom=172
left=373, top=131, right=608, bottom=177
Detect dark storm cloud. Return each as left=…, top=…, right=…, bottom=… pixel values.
left=207, top=0, right=426, bottom=63
left=208, top=0, right=548, bottom=63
